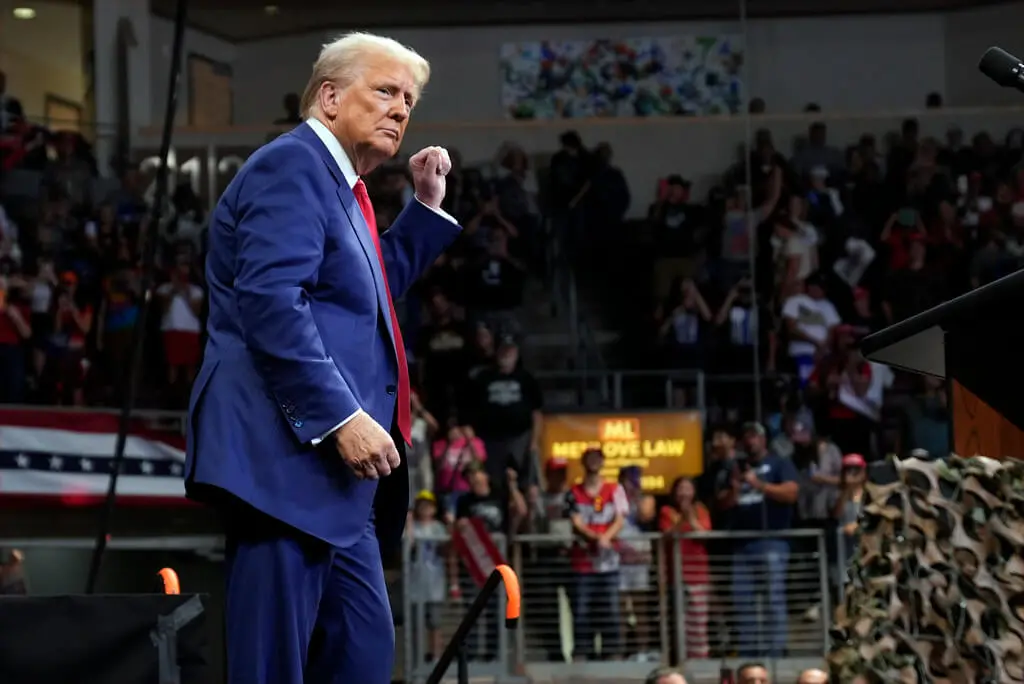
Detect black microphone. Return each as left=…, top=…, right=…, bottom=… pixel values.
left=979, top=47, right=1024, bottom=91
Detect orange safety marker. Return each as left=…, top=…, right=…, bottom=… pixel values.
left=158, top=567, right=180, bottom=595
left=493, top=564, right=520, bottom=624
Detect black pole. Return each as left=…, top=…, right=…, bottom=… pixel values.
left=456, top=644, right=468, bottom=684
left=85, top=0, right=189, bottom=594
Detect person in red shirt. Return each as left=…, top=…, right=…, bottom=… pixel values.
left=658, top=476, right=712, bottom=659
left=565, top=447, right=624, bottom=661
left=0, top=278, right=31, bottom=403
left=807, top=326, right=874, bottom=457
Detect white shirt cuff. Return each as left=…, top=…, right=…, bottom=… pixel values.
left=415, top=196, right=458, bottom=225
left=310, top=408, right=362, bottom=446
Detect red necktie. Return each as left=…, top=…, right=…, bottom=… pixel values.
left=352, top=179, right=411, bottom=445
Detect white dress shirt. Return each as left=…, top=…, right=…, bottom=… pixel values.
left=303, top=117, right=456, bottom=445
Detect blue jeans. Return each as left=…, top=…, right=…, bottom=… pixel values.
left=571, top=571, right=621, bottom=659
left=731, top=539, right=789, bottom=657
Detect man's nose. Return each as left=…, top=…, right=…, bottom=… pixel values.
left=388, top=103, right=408, bottom=122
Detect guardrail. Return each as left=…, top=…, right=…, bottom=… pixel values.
left=532, top=369, right=796, bottom=411
left=400, top=528, right=831, bottom=683
left=0, top=370, right=791, bottom=419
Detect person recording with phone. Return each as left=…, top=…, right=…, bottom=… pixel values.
left=723, top=423, right=798, bottom=658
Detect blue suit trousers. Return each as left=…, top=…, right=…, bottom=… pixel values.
left=223, top=512, right=394, bottom=684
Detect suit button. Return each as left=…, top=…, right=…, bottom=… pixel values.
left=385, top=385, right=396, bottom=395
left=294, top=420, right=304, bottom=428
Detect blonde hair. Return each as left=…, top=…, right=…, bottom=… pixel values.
left=300, top=32, right=430, bottom=118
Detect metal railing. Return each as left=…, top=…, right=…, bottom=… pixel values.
left=399, top=528, right=831, bottom=683
left=532, top=369, right=796, bottom=411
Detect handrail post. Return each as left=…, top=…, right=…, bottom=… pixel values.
left=456, top=643, right=469, bottom=684
left=613, top=372, right=623, bottom=409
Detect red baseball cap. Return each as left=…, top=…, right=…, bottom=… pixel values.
left=546, top=457, right=568, bottom=471
left=842, top=453, right=867, bottom=468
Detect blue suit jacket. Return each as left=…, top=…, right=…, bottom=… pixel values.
left=185, top=123, right=460, bottom=549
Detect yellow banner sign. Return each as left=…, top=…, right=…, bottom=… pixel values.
left=541, top=412, right=704, bottom=493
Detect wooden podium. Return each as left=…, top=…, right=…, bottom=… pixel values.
left=861, top=268, right=1024, bottom=460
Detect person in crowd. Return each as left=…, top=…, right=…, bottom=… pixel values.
left=834, top=452, right=866, bottom=572
left=155, top=253, right=204, bottom=407
left=791, top=122, right=845, bottom=180
left=780, top=272, right=840, bottom=386
left=901, top=376, right=949, bottom=457
left=46, top=271, right=92, bottom=406
left=807, top=325, right=878, bottom=458
left=789, top=419, right=841, bottom=621
left=462, top=334, right=542, bottom=487
left=0, top=548, right=26, bottom=595
left=615, top=465, right=657, bottom=662
left=654, top=277, right=713, bottom=379
left=645, top=666, right=688, bottom=684
left=96, top=263, right=139, bottom=401
left=659, top=476, right=712, bottom=660
left=494, top=144, right=543, bottom=272
left=27, top=258, right=56, bottom=385
left=585, top=142, right=631, bottom=250
left=273, top=92, right=303, bottom=126
left=405, top=490, right=447, bottom=662
left=463, top=226, right=526, bottom=331
left=433, top=424, right=487, bottom=521
left=408, top=389, right=439, bottom=496
left=0, top=275, right=31, bottom=403
left=724, top=422, right=799, bottom=658
left=719, top=167, right=782, bottom=288
left=796, top=668, right=829, bottom=684
left=650, top=175, right=708, bottom=292
left=416, top=289, right=469, bottom=422
left=464, top=321, right=496, bottom=381
left=547, top=130, right=592, bottom=261
left=737, top=662, right=771, bottom=684
left=566, top=447, right=624, bottom=662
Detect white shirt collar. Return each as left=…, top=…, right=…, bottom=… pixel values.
left=305, top=117, right=358, bottom=189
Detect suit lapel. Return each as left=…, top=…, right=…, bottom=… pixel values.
left=291, top=123, right=396, bottom=346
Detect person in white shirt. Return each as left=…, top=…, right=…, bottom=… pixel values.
left=781, top=273, right=840, bottom=386
left=156, top=255, right=204, bottom=398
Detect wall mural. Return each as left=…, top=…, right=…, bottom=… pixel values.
left=499, top=35, right=745, bottom=120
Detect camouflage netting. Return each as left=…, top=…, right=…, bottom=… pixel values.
left=829, top=455, right=1024, bottom=684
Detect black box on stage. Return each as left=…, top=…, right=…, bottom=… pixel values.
left=0, top=594, right=214, bottom=684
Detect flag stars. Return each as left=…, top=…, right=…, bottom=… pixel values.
left=14, top=454, right=29, bottom=469
left=169, top=463, right=183, bottom=477
left=139, top=460, right=154, bottom=475
left=80, top=458, right=94, bottom=472
left=49, top=455, right=64, bottom=470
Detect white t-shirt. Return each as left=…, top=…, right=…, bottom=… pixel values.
left=728, top=305, right=758, bottom=346
left=775, top=234, right=815, bottom=283
left=781, top=293, right=841, bottom=357
left=156, top=283, right=204, bottom=332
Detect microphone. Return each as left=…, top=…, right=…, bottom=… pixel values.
left=979, top=47, right=1024, bottom=91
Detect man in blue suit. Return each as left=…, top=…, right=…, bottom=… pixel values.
left=184, top=33, right=461, bottom=684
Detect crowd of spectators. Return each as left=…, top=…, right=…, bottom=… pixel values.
left=636, top=105, right=1024, bottom=463
left=5, top=72, right=1023, bottom=671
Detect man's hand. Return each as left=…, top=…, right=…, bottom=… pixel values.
left=332, top=411, right=400, bottom=479
left=410, top=146, right=452, bottom=210
left=743, top=469, right=762, bottom=490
